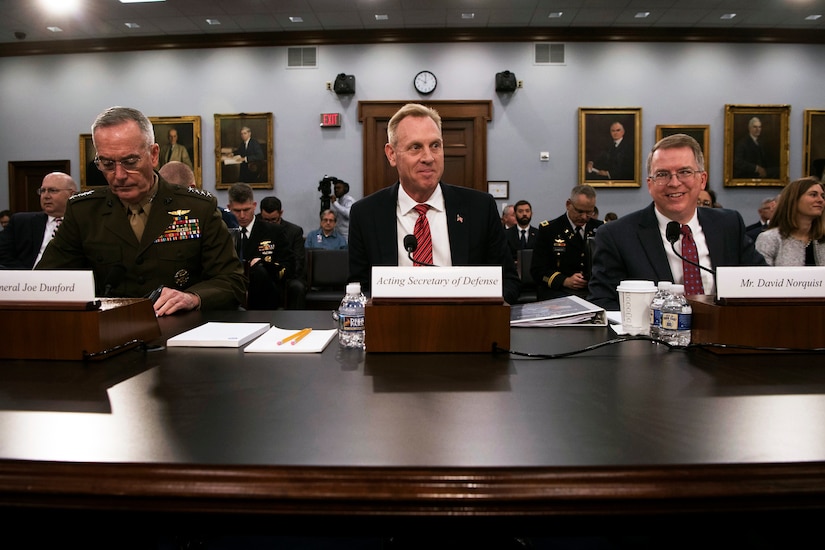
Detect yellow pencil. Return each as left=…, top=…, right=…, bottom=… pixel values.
left=290, top=328, right=313, bottom=345
left=277, top=328, right=311, bottom=346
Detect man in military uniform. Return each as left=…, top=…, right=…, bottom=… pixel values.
left=228, top=183, right=295, bottom=310
left=530, top=184, right=603, bottom=301
left=37, top=106, right=246, bottom=315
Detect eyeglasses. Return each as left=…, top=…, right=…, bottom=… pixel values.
left=37, top=187, right=73, bottom=196
left=697, top=199, right=712, bottom=207
left=94, top=155, right=144, bottom=173
left=649, top=168, right=702, bottom=185
left=569, top=204, right=594, bottom=216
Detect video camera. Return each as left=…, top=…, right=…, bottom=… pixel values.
left=318, top=175, right=337, bottom=213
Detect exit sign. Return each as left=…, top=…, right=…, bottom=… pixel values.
left=320, top=113, right=341, bottom=127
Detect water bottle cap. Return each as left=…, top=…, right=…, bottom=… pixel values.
left=346, top=282, right=361, bottom=294
left=657, top=281, right=672, bottom=290
left=670, top=284, right=685, bottom=294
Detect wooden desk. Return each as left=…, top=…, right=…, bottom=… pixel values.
left=1, top=309, right=825, bottom=539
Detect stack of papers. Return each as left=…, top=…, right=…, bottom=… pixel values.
left=510, top=295, right=606, bottom=327
left=244, top=326, right=337, bottom=353
left=167, top=322, right=270, bottom=347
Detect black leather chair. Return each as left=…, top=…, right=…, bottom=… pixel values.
left=516, top=248, right=537, bottom=303
left=304, top=248, right=349, bottom=310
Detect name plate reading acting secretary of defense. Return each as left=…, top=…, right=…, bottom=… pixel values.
left=370, top=266, right=503, bottom=299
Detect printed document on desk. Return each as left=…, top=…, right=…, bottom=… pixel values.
left=510, top=295, right=606, bottom=327
left=244, top=326, right=337, bottom=353
left=167, top=322, right=270, bottom=347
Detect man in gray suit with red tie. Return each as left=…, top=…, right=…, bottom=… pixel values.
left=0, top=172, right=76, bottom=269
left=588, top=134, right=765, bottom=310
left=348, top=103, right=520, bottom=304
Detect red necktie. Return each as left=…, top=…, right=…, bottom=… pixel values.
left=413, top=204, right=433, bottom=266
left=680, top=225, right=704, bottom=295
left=52, top=217, right=62, bottom=238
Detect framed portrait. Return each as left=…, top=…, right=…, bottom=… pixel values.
left=803, top=110, right=825, bottom=180
left=79, top=133, right=109, bottom=191
left=215, top=112, right=273, bottom=190
left=579, top=107, right=642, bottom=187
left=151, top=116, right=202, bottom=189
left=487, top=181, right=509, bottom=199
left=723, top=104, right=790, bottom=187
left=655, top=125, right=710, bottom=175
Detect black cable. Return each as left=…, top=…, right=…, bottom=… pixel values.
left=493, top=335, right=825, bottom=359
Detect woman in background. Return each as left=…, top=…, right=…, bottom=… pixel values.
left=755, top=176, right=825, bottom=265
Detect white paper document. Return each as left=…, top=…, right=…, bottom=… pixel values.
left=244, top=326, right=337, bottom=353
left=166, top=322, right=270, bottom=348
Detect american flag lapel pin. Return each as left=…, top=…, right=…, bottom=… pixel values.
left=456, top=214, right=464, bottom=223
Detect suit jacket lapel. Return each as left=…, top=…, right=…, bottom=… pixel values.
left=442, top=183, right=469, bottom=265
left=638, top=204, right=674, bottom=281
left=697, top=208, right=720, bottom=269
left=378, top=183, right=401, bottom=265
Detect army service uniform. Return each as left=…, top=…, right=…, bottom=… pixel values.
left=37, top=176, right=246, bottom=310
left=530, top=213, right=603, bottom=301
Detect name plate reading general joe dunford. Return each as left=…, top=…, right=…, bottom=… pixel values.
left=716, top=266, right=825, bottom=299
left=0, top=270, right=95, bottom=303
left=371, top=266, right=503, bottom=299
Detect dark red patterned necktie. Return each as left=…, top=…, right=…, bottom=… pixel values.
left=680, top=225, right=704, bottom=295
left=413, top=204, right=433, bottom=266
left=52, top=217, right=62, bottom=238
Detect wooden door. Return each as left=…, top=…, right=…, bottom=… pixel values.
left=359, top=101, right=492, bottom=197
left=8, top=160, right=71, bottom=213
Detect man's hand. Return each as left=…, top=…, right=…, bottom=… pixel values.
left=563, top=272, right=588, bottom=290
left=153, top=287, right=200, bottom=316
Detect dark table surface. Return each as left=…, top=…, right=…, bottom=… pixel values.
left=2, top=308, right=825, bottom=529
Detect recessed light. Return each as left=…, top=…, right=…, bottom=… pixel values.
left=46, top=26, right=63, bottom=33
left=720, top=13, right=736, bottom=20
left=124, top=22, right=141, bottom=29
left=635, top=12, right=650, bottom=19
left=461, top=13, right=475, bottom=20
left=375, top=14, right=389, bottom=21
left=548, top=12, right=563, bottom=19
left=289, top=16, right=303, bottom=23
left=206, top=19, right=221, bottom=26
left=805, top=14, right=822, bottom=20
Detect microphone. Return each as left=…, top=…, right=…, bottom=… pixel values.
left=403, top=234, right=437, bottom=267
left=103, top=264, right=127, bottom=297
left=665, top=221, right=716, bottom=276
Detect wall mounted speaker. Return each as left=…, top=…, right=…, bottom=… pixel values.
left=333, top=73, right=355, bottom=95
left=495, top=71, right=517, bottom=93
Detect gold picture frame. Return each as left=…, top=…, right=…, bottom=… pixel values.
left=151, top=116, right=202, bottom=189
left=803, top=109, right=825, bottom=180
left=79, top=133, right=108, bottom=191
left=655, top=125, right=710, bottom=175
left=579, top=107, right=642, bottom=187
left=215, top=112, right=274, bottom=190
left=723, top=104, right=790, bottom=187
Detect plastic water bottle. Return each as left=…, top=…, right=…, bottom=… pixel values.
left=338, top=282, right=366, bottom=349
left=648, top=281, right=673, bottom=340
left=659, top=284, right=692, bottom=346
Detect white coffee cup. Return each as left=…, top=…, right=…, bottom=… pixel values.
left=616, top=280, right=657, bottom=335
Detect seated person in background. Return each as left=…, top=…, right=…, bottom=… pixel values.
left=305, top=209, right=348, bottom=250
left=158, top=161, right=238, bottom=229
left=755, top=176, right=825, bottom=266
left=501, top=204, right=516, bottom=229
left=0, top=209, right=11, bottom=230
left=603, top=212, right=618, bottom=223
left=348, top=103, right=519, bottom=304
left=37, top=106, right=246, bottom=315
left=588, top=133, right=765, bottom=310
left=228, top=183, right=295, bottom=310
left=504, top=199, right=538, bottom=260
left=745, top=195, right=778, bottom=241
left=259, top=196, right=306, bottom=309
left=531, top=184, right=603, bottom=301
left=0, top=172, right=77, bottom=269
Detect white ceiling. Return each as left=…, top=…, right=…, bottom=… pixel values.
left=2, top=0, right=825, bottom=45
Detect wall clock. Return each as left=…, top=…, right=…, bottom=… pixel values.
left=414, top=70, right=437, bottom=95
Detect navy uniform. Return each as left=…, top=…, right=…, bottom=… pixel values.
left=240, top=219, right=295, bottom=310
left=530, top=213, right=602, bottom=301
left=37, top=176, right=246, bottom=310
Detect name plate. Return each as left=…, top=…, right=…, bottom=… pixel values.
left=716, top=266, right=825, bottom=298
left=0, top=270, right=95, bottom=303
left=371, top=266, right=502, bottom=299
